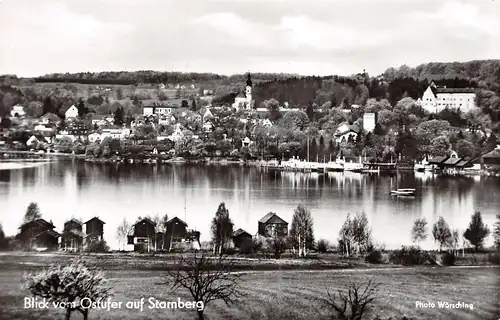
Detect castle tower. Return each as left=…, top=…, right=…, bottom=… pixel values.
left=245, top=72, right=252, bottom=109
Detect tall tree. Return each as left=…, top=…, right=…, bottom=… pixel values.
left=24, top=202, right=41, bottom=223
left=351, top=212, right=372, bottom=253
left=493, top=214, right=500, bottom=251
left=0, top=223, right=8, bottom=250
left=211, top=202, right=233, bottom=255
left=411, top=217, right=428, bottom=245
left=432, top=216, right=452, bottom=252
left=191, top=100, right=197, bottom=111
left=463, top=211, right=490, bottom=252
left=288, top=204, right=314, bottom=258
left=42, top=96, right=54, bottom=115
left=114, top=106, right=124, bottom=126
left=77, top=99, right=87, bottom=117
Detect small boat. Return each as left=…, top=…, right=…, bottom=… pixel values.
left=391, top=188, right=416, bottom=196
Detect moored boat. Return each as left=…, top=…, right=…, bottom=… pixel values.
left=390, top=188, right=416, bottom=196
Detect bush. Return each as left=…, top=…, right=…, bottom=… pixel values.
left=86, top=240, right=109, bottom=253
left=487, top=252, right=500, bottom=265
left=365, top=250, right=383, bottom=264
left=389, top=246, right=433, bottom=266
left=317, top=239, right=329, bottom=253
left=441, top=252, right=456, bottom=266
left=239, top=238, right=262, bottom=255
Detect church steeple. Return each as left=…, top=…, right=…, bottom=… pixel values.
left=246, top=72, right=252, bottom=87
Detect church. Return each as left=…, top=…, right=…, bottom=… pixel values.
left=232, top=73, right=253, bottom=110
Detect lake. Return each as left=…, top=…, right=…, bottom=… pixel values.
left=0, top=160, right=498, bottom=250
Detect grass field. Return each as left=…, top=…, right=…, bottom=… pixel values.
left=0, top=254, right=498, bottom=320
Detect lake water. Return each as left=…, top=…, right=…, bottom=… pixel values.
left=0, top=160, right=498, bottom=250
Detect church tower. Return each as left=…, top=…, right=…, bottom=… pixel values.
left=245, top=72, right=252, bottom=109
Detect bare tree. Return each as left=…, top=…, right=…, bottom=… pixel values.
left=165, top=252, right=245, bottom=320
left=266, top=235, right=286, bottom=259
left=289, top=204, right=314, bottom=258
left=322, top=280, right=380, bottom=320
left=116, top=218, right=131, bottom=251
left=338, top=213, right=354, bottom=257
left=411, top=217, right=428, bottom=245
left=446, top=229, right=461, bottom=256
left=23, top=260, right=111, bottom=320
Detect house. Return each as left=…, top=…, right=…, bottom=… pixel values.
left=203, top=89, right=214, bottom=96
left=232, top=228, right=252, bottom=249
left=421, top=82, right=476, bottom=114
left=258, top=212, right=288, bottom=238
left=88, top=132, right=101, bottom=143
left=26, top=135, right=39, bottom=147
left=202, top=108, right=214, bottom=120
left=481, top=145, right=500, bottom=166
left=34, top=124, right=54, bottom=133
left=65, top=105, right=79, bottom=119
left=10, top=105, right=25, bottom=118
left=363, top=113, right=376, bottom=132
left=84, top=217, right=105, bottom=243
left=260, top=119, right=273, bottom=128
left=17, top=219, right=60, bottom=251
left=203, top=119, right=215, bottom=132
left=159, top=114, right=177, bottom=126
left=61, top=219, right=84, bottom=252
left=40, top=113, right=61, bottom=125
left=242, top=137, right=251, bottom=147
left=127, top=217, right=157, bottom=252
left=335, top=123, right=360, bottom=143
left=164, top=217, right=201, bottom=251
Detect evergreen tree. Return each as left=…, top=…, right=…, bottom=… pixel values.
left=77, top=99, right=87, bottom=117
left=42, top=97, right=54, bottom=115
left=114, top=107, right=124, bottom=126
left=463, top=211, right=490, bottom=252
left=191, top=100, right=197, bottom=111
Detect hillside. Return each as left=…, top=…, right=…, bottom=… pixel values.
left=0, top=60, right=499, bottom=121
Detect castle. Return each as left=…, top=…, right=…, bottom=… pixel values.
left=420, top=82, right=476, bottom=114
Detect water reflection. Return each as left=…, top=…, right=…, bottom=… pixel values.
left=0, top=161, right=498, bottom=251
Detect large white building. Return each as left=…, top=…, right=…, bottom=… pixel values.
left=421, top=82, right=476, bottom=114
left=10, top=105, right=25, bottom=118
left=232, top=73, right=253, bottom=110
left=363, top=113, right=376, bottom=132
left=65, top=105, right=79, bottom=118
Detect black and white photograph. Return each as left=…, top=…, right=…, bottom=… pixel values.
left=0, top=0, right=500, bottom=319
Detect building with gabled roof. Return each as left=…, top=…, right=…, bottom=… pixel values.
left=258, top=212, right=288, bottom=238
left=421, top=82, right=476, bottom=114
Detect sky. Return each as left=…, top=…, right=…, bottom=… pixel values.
left=0, top=0, right=499, bottom=77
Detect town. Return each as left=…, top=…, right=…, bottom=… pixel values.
left=1, top=69, right=500, bottom=178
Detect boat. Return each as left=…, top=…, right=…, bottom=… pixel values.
left=344, top=161, right=364, bottom=172
left=414, top=158, right=435, bottom=172
left=391, top=188, right=416, bottom=196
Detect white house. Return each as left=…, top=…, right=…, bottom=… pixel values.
left=260, top=119, right=273, bottom=128
left=232, top=73, right=253, bottom=110
left=335, top=123, right=360, bottom=144
left=203, top=119, right=214, bottom=132
left=363, top=113, right=376, bottom=132
left=88, top=132, right=101, bottom=143
left=26, top=135, right=39, bottom=147
left=421, top=82, right=476, bottom=113
left=65, top=105, right=79, bottom=118
left=34, top=124, right=53, bottom=133
left=10, top=105, right=25, bottom=118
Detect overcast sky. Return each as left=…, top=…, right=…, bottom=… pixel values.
left=0, top=0, right=499, bottom=77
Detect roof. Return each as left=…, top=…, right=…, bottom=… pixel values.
left=443, top=157, right=462, bottom=165
left=259, top=212, right=287, bottom=224
left=44, top=229, right=61, bottom=238
left=65, top=218, right=82, bottom=225
left=482, top=148, right=500, bottom=159
left=235, top=92, right=247, bottom=99
left=335, top=123, right=360, bottom=136
left=84, top=217, right=106, bottom=225
left=436, top=88, right=475, bottom=94
left=428, top=156, right=449, bottom=164
left=166, top=216, right=188, bottom=227
left=455, top=159, right=469, bottom=167
left=135, top=217, right=157, bottom=226
left=19, top=218, right=55, bottom=230
left=233, top=228, right=251, bottom=237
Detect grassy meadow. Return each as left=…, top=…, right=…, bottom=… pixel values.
left=0, top=253, right=499, bottom=320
